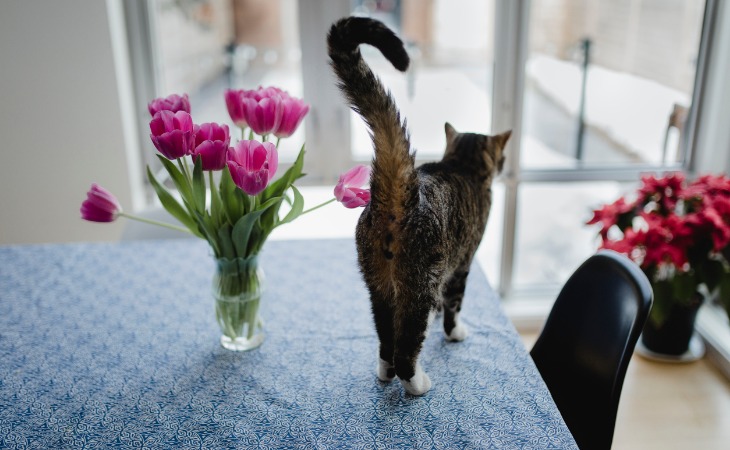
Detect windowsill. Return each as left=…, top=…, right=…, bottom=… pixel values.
left=501, top=292, right=555, bottom=333
left=696, top=304, right=730, bottom=380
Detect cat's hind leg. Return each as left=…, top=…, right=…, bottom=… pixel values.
left=370, top=292, right=396, bottom=382
left=442, top=269, right=469, bottom=342
left=393, top=292, right=434, bottom=396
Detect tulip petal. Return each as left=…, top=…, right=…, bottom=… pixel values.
left=226, top=140, right=279, bottom=195
left=343, top=165, right=371, bottom=187
left=334, top=165, right=372, bottom=208
left=80, top=184, right=122, bottom=222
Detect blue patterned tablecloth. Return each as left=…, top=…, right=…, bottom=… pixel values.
left=0, top=239, right=576, bottom=449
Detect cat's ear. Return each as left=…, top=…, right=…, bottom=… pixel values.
left=491, top=130, right=511, bottom=173
left=492, top=130, right=512, bottom=149
left=444, top=122, right=458, bottom=142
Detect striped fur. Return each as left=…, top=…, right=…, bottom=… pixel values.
left=328, top=17, right=511, bottom=396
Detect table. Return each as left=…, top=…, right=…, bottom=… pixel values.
left=0, top=239, right=577, bottom=449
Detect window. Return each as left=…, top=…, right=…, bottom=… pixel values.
left=122, top=0, right=730, bottom=368
left=124, top=0, right=715, bottom=300
left=495, top=0, right=713, bottom=299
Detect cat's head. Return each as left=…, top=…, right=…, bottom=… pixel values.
left=444, top=123, right=511, bottom=175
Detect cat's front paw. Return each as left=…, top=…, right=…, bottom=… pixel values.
left=377, top=358, right=396, bottom=382
left=446, top=323, right=469, bottom=342
left=400, top=364, right=432, bottom=396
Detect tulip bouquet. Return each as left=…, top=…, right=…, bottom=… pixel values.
left=81, top=88, right=371, bottom=350
left=587, top=173, right=730, bottom=327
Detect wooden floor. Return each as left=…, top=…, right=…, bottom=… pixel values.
left=519, top=333, right=730, bottom=449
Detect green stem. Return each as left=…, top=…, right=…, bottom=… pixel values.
left=177, top=158, right=192, bottom=184
left=275, top=136, right=281, bottom=148
left=301, top=198, right=337, bottom=215
left=209, top=170, right=219, bottom=226
left=118, top=212, right=193, bottom=234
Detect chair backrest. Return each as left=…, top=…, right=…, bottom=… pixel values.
left=530, top=250, right=653, bottom=450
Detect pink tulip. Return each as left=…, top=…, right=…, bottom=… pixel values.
left=148, top=93, right=191, bottom=116
left=227, top=140, right=279, bottom=196
left=224, top=89, right=249, bottom=128
left=244, top=96, right=283, bottom=136
left=193, top=123, right=230, bottom=171
left=275, top=95, right=309, bottom=138
left=80, top=183, right=122, bottom=222
left=149, top=110, right=195, bottom=160
left=335, top=165, right=371, bottom=208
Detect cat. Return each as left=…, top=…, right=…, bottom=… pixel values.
left=327, top=16, right=511, bottom=396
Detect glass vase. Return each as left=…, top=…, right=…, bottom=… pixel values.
left=213, top=255, right=264, bottom=351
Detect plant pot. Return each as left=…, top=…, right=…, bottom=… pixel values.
left=637, top=292, right=704, bottom=362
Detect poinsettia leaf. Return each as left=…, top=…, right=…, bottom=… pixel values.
left=649, top=280, right=673, bottom=327
left=670, top=272, right=698, bottom=304
left=192, top=155, right=206, bottom=213
left=719, top=274, right=730, bottom=323
left=700, top=259, right=725, bottom=292
left=146, top=165, right=203, bottom=238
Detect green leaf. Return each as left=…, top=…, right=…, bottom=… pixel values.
left=220, top=167, right=243, bottom=224
left=217, top=224, right=235, bottom=260
left=279, top=185, right=305, bottom=226
left=670, top=272, right=697, bottom=304
left=156, top=155, right=194, bottom=209
left=146, top=166, right=203, bottom=238
left=209, top=171, right=223, bottom=228
left=230, top=196, right=281, bottom=258
left=649, top=279, right=673, bottom=327
left=262, top=145, right=305, bottom=201
left=192, top=155, right=206, bottom=213
left=700, top=259, right=725, bottom=292
left=719, top=274, right=730, bottom=323
left=193, top=210, right=221, bottom=257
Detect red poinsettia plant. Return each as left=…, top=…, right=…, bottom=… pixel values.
left=587, top=172, right=730, bottom=325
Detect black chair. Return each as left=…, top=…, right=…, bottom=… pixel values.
left=530, top=250, right=653, bottom=450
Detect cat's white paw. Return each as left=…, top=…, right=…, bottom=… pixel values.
left=400, top=364, right=432, bottom=396
left=446, top=323, right=469, bottom=342
left=377, top=358, right=395, bottom=382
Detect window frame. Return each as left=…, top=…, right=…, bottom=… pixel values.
left=123, top=0, right=718, bottom=297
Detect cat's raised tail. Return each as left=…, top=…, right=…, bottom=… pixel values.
left=328, top=17, right=416, bottom=215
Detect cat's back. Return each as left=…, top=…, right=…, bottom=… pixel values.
left=357, top=163, right=486, bottom=271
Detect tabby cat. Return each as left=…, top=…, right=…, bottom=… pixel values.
left=328, top=17, right=510, bottom=396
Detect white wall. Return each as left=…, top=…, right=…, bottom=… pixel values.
left=0, top=0, right=133, bottom=244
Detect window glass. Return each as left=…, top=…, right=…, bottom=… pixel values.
left=150, top=0, right=304, bottom=162
left=513, top=181, right=634, bottom=287
left=349, top=0, right=496, bottom=161
left=521, top=0, right=705, bottom=169
left=475, top=181, right=505, bottom=288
